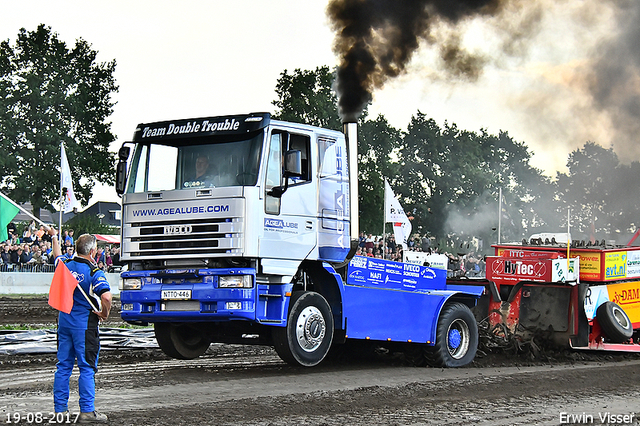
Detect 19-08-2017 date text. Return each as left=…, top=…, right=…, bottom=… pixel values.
left=5, top=412, right=79, bottom=424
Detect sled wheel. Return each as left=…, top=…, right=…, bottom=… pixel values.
left=596, top=301, right=633, bottom=343
left=426, top=302, right=478, bottom=368
left=154, top=323, right=210, bottom=360
left=273, top=291, right=334, bottom=367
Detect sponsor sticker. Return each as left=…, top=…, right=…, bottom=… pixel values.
left=264, top=218, right=299, bottom=234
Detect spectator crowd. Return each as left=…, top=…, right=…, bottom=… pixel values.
left=1, top=221, right=121, bottom=273
left=356, top=231, right=486, bottom=278
left=2, top=221, right=484, bottom=277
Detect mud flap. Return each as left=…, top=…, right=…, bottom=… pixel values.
left=519, top=285, right=571, bottom=332
left=570, top=283, right=590, bottom=347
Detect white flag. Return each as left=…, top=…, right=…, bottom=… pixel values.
left=61, top=143, right=80, bottom=213
left=384, top=180, right=412, bottom=249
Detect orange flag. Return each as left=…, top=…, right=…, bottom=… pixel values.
left=48, top=261, right=78, bottom=314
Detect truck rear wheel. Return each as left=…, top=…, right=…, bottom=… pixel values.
left=426, top=302, right=478, bottom=368
left=273, top=291, right=334, bottom=367
left=596, top=301, right=633, bottom=343
left=154, top=323, right=210, bottom=360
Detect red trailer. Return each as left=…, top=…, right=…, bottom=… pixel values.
left=456, top=242, right=640, bottom=352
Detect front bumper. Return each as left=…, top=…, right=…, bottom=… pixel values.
left=120, top=268, right=291, bottom=324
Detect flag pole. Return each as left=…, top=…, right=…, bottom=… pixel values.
left=383, top=180, right=387, bottom=259
left=59, top=142, right=64, bottom=230
left=0, top=191, right=48, bottom=228
left=498, top=187, right=502, bottom=245
left=382, top=207, right=386, bottom=260
left=567, top=208, right=571, bottom=259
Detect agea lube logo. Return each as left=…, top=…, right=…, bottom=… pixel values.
left=264, top=218, right=299, bottom=234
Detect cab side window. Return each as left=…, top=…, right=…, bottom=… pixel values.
left=265, top=133, right=282, bottom=215
left=264, top=131, right=312, bottom=215
left=286, top=133, right=311, bottom=183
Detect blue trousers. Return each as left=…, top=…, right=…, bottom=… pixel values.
left=53, top=327, right=100, bottom=413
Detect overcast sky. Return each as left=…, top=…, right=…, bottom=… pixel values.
left=2, top=1, right=636, bottom=207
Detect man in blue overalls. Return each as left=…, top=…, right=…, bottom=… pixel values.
left=49, top=229, right=112, bottom=423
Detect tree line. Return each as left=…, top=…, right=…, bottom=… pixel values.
left=273, top=67, right=640, bottom=252
left=1, top=27, right=638, bottom=252
left=0, top=25, right=116, bottom=219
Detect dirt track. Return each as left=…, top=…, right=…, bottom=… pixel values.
left=1, top=297, right=639, bottom=425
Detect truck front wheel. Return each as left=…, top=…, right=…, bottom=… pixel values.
left=273, top=291, right=334, bottom=367
left=154, top=323, right=210, bottom=360
left=426, top=302, right=478, bottom=368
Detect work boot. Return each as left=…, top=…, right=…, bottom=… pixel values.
left=77, top=411, right=108, bottom=423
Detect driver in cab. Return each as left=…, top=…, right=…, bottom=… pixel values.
left=184, top=154, right=214, bottom=188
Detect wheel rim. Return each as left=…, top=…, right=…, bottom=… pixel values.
left=447, top=319, right=470, bottom=359
left=612, top=306, right=630, bottom=329
left=295, top=306, right=326, bottom=352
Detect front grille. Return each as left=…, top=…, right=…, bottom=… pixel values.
left=139, top=239, right=218, bottom=250
left=161, top=301, right=201, bottom=311
left=124, top=217, right=243, bottom=258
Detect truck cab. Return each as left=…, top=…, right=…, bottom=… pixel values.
left=117, top=112, right=483, bottom=367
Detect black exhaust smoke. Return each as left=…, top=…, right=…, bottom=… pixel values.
left=328, top=0, right=507, bottom=122
left=329, top=1, right=640, bottom=166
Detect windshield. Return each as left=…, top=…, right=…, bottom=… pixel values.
left=126, top=133, right=263, bottom=193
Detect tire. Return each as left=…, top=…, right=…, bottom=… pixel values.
left=154, top=323, right=210, bottom=360
left=404, top=344, right=428, bottom=367
left=426, top=302, right=478, bottom=368
left=272, top=291, right=334, bottom=367
left=596, top=301, right=633, bottom=343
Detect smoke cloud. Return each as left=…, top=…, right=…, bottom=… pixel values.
left=587, top=1, right=640, bottom=162
left=327, top=0, right=640, bottom=243
left=327, top=0, right=512, bottom=122
left=445, top=196, right=499, bottom=240
left=328, top=0, right=640, bottom=168
left=502, top=0, right=640, bottom=171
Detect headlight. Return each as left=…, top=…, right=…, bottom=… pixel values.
left=123, top=278, right=142, bottom=290
left=218, top=275, right=253, bottom=288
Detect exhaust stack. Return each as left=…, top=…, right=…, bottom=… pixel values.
left=343, top=122, right=359, bottom=241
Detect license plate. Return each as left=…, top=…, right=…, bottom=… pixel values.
left=161, top=290, right=192, bottom=300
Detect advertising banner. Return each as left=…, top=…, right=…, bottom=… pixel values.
left=606, top=281, right=640, bottom=324
left=402, top=251, right=448, bottom=270
left=575, top=251, right=602, bottom=281
left=347, top=256, right=446, bottom=291
left=584, top=281, right=640, bottom=325
left=487, top=257, right=552, bottom=284
left=487, top=257, right=579, bottom=284
left=604, top=251, right=627, bottom=280
left=626, top=250, right=640, bottom=279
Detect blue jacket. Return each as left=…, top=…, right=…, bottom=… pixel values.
left=55, top=256, right=111, bottom=330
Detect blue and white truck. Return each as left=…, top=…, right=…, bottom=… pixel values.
left=115, top=113, right=484, bottom=367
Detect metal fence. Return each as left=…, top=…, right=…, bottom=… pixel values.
left=0, top=263, right=121, bottom=273
left=0, top=263, right=55, bottom=273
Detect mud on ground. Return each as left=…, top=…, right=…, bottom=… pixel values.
left=1, top=295, right=639, bottom=369
left=0, top=296, right=124, bottom=326
left=1, top=296, right=639, bottom=425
